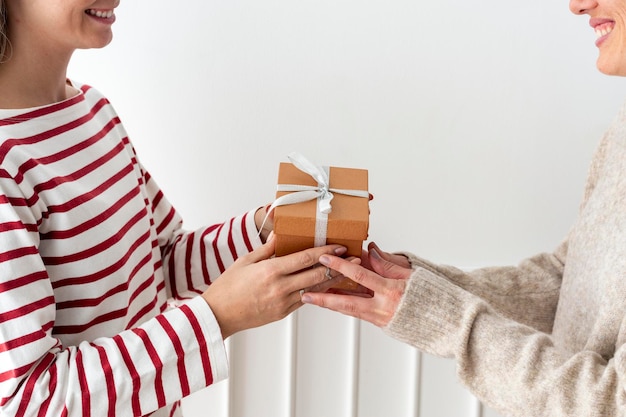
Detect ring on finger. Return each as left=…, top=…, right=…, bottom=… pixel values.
left=325, top=267, right=333, bottom=280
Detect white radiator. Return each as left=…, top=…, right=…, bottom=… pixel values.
left=182, top=306, right=504, bottom=417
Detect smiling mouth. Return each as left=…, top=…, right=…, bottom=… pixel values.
left=594, top=22, right=614, bottom=39
left=86, top=9, right=114, bottom=19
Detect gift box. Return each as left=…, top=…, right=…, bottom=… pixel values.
left=272, top=153, right=370, bottom=290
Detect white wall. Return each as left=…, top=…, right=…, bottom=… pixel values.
left=69, top=1, right=626, bottom=416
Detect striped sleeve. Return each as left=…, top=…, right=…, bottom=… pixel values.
left=0, top=172, right=228, bottom=416
left=139, top=165, right=264, bottom=300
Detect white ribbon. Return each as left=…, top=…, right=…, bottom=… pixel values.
left=259, top=152, right=369, bottom=247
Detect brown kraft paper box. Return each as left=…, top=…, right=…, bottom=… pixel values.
left=273, top=161, right=370, bottom=290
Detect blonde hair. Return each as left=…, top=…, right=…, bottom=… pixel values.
left=0, top=0, right=9, bottom=63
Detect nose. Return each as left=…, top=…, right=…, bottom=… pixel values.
left=569, top=0, right=598, bottom=15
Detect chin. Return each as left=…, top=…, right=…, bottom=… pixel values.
left=87, top=36, right=114, bottom=50
left=596, top=60, right=626, bottom=77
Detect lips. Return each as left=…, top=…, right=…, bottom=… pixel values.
left=594, top=22, right=614, bottom=39
left=590, top=18, right=615, bottom=41
left=86, top=9, right=114, bottom=19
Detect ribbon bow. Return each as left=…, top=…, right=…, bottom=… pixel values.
left=259, top=152, right=369, bottom=244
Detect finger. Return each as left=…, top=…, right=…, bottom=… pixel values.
left=326, top=287, right=373, bottom=297
left=368, top=242, right=411, bottom=269
left=318, top=254, right=388, bottom=293
left=242, top=238, right=277, bottom=264
left=272, top=244, right=347, bottom=275
left=300, top=292, right=378, bottom=323
left=286, top=297, right=305, bottom=316
left=286, top=263, right=336, bottom=295
left=323, top=258, right=371, bottom=295
left=302, top=271, right=343, bottom=294
left=359, top=248, right=374, bottom=270
left=368, top=242, right=402, bottom=263
left=280, top=252, right=362, bottom=300
left=368, top=248, right=412, bottom=280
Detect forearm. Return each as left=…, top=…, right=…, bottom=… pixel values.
left=385, top=268, right=625, bottom=416
left=0, top=297, right=227, bottom=417
left=401, top=244, right=565, bottom=333
left=161, top=209, right=264, bottom=299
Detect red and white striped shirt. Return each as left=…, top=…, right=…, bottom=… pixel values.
left=0, top=82, right=262, bottom=417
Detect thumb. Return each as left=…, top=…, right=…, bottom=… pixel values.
left=244, top=237, right=276, bottom=264
left=369, top=247, right=410, bottom=280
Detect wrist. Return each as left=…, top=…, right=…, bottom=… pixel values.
left=201, top=287, right=236, bottom=340
left=254, top=204, right=272, bottom=243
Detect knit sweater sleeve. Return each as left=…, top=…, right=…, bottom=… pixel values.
left=393, top=129, right=614, bottom=335
left=399, top=244, right=566, bottom=334
left=385, top=268, right=626, bottom=416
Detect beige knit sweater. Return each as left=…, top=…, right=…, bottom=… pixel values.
left=385, top=102, right=626, bottom=416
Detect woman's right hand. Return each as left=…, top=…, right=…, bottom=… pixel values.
left=201, top=238, right=348, bottom=339
left=301, top=243, right=412, bottom=328
left=360, top=242, right=411, bottom=273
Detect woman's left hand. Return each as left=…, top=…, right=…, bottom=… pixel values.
left=301, top=246, right=411, bottom=328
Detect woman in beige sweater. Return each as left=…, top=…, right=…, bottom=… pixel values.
left=302, top=0, right=626, bottom=415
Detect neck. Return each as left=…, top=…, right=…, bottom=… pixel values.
left=0, top=47, right=74, bottom=109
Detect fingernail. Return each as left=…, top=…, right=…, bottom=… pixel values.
left=370, top=247, right=381, bottom=260
left=319, top=255, right=331, bottom=266
left=334, top=246, right=347, bottom=256
left=301, top=294, right=312, bottom=303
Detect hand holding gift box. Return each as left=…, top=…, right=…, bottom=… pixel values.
left=268, top=152, right=370, bottom=290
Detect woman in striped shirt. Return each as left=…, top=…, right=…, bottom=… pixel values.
left=0, top=1, right=346, bottom=416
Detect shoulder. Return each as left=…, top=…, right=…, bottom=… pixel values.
left=606, top=98, right=626, bottom=141
left=579, top=99, right=626, bottom=204
left=67, top=79, right=112, bottom=104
